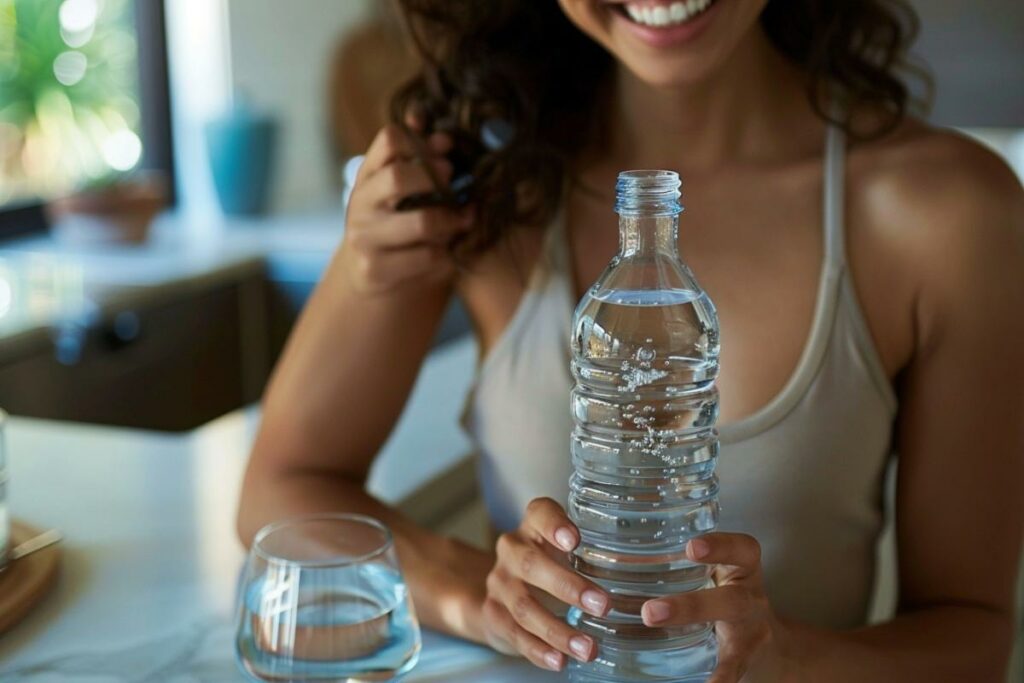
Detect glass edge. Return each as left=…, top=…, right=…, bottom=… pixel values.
left=251, top=512, right=395, bottom=568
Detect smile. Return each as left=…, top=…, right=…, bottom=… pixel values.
left=615, top=0, right=718, bottom=28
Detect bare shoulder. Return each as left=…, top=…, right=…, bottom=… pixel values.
left=843, top=120, right=1024, bottom=363
left=849, top=120, right=1024, bottom=287
left=847, top=120, right=1024, bottom=248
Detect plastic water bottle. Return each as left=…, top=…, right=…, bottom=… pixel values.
left=567, top=170, right=720, bottom=682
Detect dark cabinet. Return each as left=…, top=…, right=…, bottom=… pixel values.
left=0, top=266, right=289, bottom=431
left=0, top=255, right=469, bottom=432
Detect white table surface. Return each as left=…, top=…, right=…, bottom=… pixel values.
left=0, top=408, right=556, bottom=682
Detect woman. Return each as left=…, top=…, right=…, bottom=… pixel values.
left=238, top=1, right=1024, bottom=680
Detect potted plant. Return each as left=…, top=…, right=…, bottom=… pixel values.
left=0, top=0, right=167, bottom=243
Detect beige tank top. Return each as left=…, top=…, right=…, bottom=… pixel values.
left=462, top=126, right=898, bottom=629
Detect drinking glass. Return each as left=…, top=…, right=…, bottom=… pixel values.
left=236, top=514, right=421, bottom=682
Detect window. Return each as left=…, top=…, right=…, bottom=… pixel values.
left=0, top=0, right=172, bottom=236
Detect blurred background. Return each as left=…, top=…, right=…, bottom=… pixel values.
left=0, top=0, right=432, bottom=432
left=0, top=0, right=1021, bottom=676
left=0, top=0, right=1021, bottom=432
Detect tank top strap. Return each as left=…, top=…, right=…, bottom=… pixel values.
left=823, top=124, right=848, bottom=270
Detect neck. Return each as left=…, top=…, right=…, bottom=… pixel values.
left=604, top=27, right=816, bottom=171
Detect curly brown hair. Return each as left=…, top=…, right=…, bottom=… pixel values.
left=391, top=0, right=928, bottom=255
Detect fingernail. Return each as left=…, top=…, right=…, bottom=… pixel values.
left=581, top=590, right=608, bottom=616
left=554, top=527, right=576, bottom=551
left=544, top=651, right=563, bottom=671
left=569, top=635, right=592, bottom=660
left=689, top=538, right=710, bottom=559
left=643, top=600, right=671, bottom=624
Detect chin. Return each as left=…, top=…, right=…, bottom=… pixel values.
left=559, top=0, right=767, bottom=88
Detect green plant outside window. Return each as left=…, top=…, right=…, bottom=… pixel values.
left=0, top=0, right=142, bottom=207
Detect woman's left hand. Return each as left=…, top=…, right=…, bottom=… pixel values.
left=641, top=532, right=794, bottom=683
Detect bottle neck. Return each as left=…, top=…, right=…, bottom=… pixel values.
left=618, top=214, right=679, bottom=259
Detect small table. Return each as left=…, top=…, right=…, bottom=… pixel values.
left=0, top=411, right=557, bottom=681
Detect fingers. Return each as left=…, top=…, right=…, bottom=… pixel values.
left=351, top=207, right=472, bottom=250
left=522, top=497, right=580, bottom=553
left=362, top=124, right=452, bottom=177
left=494, top=585, right=596, bottom=663
left=642, top=583, right=765, bottom=627
left=482, top=598, right=566, bottom=672
left=486, top=565, right=598, bottom=662
left=687, top=533, right=761, bottom=579
left=495, top=531, right=609, bottom=618
left=358, top=158, right=454, bottom=211
left=484, top=497, right=614, bottom=670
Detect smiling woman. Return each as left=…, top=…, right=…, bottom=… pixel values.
left=238, top=0, right=1023, bottom=680
left=390, top=0, right=925, bottom=257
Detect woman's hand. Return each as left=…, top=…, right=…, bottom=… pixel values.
left=342, top=119, right=474, bottom=294
left=640, top=532, right=794, bottom=683
left=482, top=498, right=612, bottom=672
left=487, top=497, right=794, bottom=681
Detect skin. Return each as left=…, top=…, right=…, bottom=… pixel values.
left=238, top=0, right=1024, bottom=680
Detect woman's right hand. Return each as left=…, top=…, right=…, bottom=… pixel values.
left=342, top=122, right=474, bottom=294
left=482, top=497, right=611, bottom=672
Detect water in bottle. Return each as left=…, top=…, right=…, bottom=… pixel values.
left=567, top=170, right=720, bottom=682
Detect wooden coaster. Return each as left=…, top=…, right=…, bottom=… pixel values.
left=0, top=519, right=61, bottom=635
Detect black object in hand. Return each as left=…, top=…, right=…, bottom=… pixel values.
left=395, top=146, right=475, bottom=211
left=395, top=118, right=513, bottom=212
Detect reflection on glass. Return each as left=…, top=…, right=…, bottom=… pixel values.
left=236, top=514, right=422, bottom=682
left=0, top=0, right=142, bottom=206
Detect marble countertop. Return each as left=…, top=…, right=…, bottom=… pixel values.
left=0, top=401, right=553, bottom=682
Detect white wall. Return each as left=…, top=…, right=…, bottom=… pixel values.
left=165, top=0, right=372, bottom=219
left=164, top=0, right=233, bottom=225
left=225, top=0, right=373, bottom=212
left=910, top=0, right=1024, bottom=126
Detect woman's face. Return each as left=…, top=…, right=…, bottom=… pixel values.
left=557, top=0, right=769, bottom=88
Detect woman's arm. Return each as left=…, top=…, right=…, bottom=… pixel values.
left=237, top=123, right=492, bottom=642
left=777, top=136, right=1024, bottom=682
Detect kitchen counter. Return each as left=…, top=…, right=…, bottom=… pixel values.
left=0, top=395, right=551, bottom=682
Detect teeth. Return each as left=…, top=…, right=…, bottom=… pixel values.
left=623, top=0, right=714, bottom=27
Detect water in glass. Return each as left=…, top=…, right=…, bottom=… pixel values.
left=235, top=514, right=421, bottom=682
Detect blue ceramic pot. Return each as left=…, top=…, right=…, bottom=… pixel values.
left=205, top=107, right=278, bottom=216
